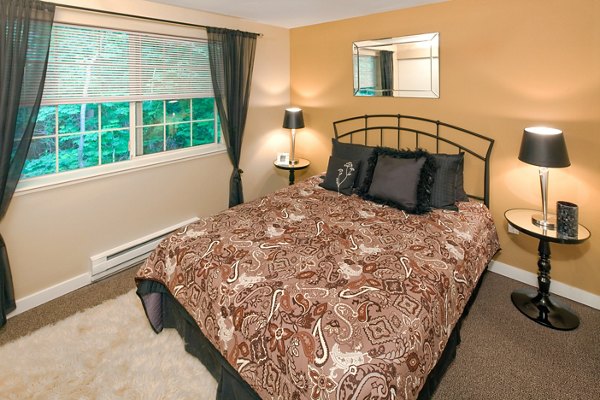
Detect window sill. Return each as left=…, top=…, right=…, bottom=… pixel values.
left=15, top=143, right=227, bottom=196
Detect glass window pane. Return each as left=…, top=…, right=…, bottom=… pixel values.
left=140, top=126, right=164, bottom=155
left=101, top=102, right=130, bottom=129
left=58, top=104, right=80, bottom=134
left=142, top=100, right=164, bottom=125
left=58, top=103, right=99, bottom=133
left=192, top=98, right=214, bottom=121
left=166, top=99, right=190, bottom=123
left=22, top=137, right=56, bottom=178
left=58, top=133, right=99, bottom=172
left=34, top=106, right=56, bottom=136
left=167, top=123, right=191, bottom=150
left=84, top=103, right=99, bottom=132
left=192, top=121, right=215, bottom=146
left=101, top=129, right=130, bottom=164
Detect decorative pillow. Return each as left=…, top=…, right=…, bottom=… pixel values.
left=455, top=154, right=469, bottom=201
left=319, top=156, right=361, bottom=195
left=331, top=139, right=375, bottom=189
left=431, top=153, right=464, bottom=210
left=359, top=147, right=436, bottom=214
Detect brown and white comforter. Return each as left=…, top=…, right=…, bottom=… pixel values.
left=136, top=175, right=500, bottom=400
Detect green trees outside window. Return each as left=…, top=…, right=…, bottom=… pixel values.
left=137, top=97, right=218, bottom=155
left=23, top=97, right=220, bottom=179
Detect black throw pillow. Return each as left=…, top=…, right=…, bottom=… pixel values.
left=331, top=139, right=375, bottom=189
left=455, top=154, right=469, bottom=202
left=319, top=156, right=361, bottom=195
left=431, top=153, right=464, bottom=210
left=359, top=147, right=436, bottom=214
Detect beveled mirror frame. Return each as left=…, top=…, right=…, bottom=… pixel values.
left=353, top=32, right=439, bottom=98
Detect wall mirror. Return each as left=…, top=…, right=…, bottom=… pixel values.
left=353, top=32, right=439, bottom=98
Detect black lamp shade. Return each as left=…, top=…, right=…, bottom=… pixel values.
left=518, top=127, right=570, bottom=168
left=283, top=108, right=304, bottom=129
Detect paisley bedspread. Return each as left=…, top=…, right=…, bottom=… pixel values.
left=136, top=175, right=500, bottom=400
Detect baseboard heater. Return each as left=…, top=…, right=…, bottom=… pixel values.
left=90, top=217, right=200, bottom=282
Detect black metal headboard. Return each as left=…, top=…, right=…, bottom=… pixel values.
left=333, top=114, right=494, bottom=208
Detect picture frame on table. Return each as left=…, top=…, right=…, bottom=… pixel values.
left=276, top=152, right=290, bottom=166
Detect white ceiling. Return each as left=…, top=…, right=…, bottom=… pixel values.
left=144, top=0, right=446, bottom=28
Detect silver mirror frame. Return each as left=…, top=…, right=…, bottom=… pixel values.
left=353, top=32, right=439, bottom=98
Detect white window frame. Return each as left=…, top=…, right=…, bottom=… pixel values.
left=17, top=141, right=226, bottom=194
left=18, top=99, right=225, bottom=193
left=16, top=14, right=226, bottom=195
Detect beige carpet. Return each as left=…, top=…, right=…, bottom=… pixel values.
left=0, top=290, right=217, bottom=399
left=2, top=270, right=599, bottom=399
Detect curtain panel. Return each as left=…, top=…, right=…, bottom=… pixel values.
left=380, top=50, right=394, bottom=97
left=0, top=0, right=55, bottom=327
left=207, top=27, right=258, bottom=208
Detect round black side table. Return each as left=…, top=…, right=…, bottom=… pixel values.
left=274, top=158, right=310, bottom=185
left=505, top=208, right=591, bottom=331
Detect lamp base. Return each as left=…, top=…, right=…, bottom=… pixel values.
left=289, top=159, right=299, bottom=165
left=532, top=213, right=556, bottom=230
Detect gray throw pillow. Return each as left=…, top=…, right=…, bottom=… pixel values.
left=367, top=155, right=426, bottom=210
left=358, top=147, right=436, bottom=214
left=319, top=156, right=361, bottom=195
left=455, top=154, right=469, bottom=201
left=431, top=153, right=463, bottom=210
left=331, top=139, right=375, bottom=189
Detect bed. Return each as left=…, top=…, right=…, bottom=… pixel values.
left=136, top=114, right=500, bottom=400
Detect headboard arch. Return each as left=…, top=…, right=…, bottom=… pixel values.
left=333, top=114, right=494, bottom=207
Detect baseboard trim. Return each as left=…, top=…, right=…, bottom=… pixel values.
left=8, top=273, right=91, bottom=319
left=488, top=260, right=600, bottom=310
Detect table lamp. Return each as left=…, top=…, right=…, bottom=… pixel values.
left=518, top=126, right=570, bottom=230
left=282, top=107, right=304, bottom=165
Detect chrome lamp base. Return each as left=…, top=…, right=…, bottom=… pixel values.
left=532, top=213, right=556, bottom=230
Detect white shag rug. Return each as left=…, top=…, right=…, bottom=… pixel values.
left=0, top=290, right=217, bottom=399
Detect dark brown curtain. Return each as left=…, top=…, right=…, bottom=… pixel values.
left=0, top=0, right=54, bottom=327
left=379, top=50, right=394, bottom=97
left=207, top=27, right=258, bottom=208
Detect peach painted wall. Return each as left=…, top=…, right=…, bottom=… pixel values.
left=290, top=0, right=600, bottom=294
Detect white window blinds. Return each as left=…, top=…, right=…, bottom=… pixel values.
left=353, top=55, right=377, bottom=91
left=41, top=23, right=213, bottom=105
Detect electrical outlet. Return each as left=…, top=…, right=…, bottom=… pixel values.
left=508, top=223, right=520, bottom=235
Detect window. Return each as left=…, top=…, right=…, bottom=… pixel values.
left=353, top=54, right=377, bottom=96
left=136, top=98, right=219, bottom=155
left=20, top=23, right=223, bottom=188
left=24, top=102, right=130, bottom=178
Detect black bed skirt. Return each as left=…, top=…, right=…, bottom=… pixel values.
left=136, top=271, right=486, bottom=400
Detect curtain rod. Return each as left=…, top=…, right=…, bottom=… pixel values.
left=47, top=2, right=263, bottom=37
